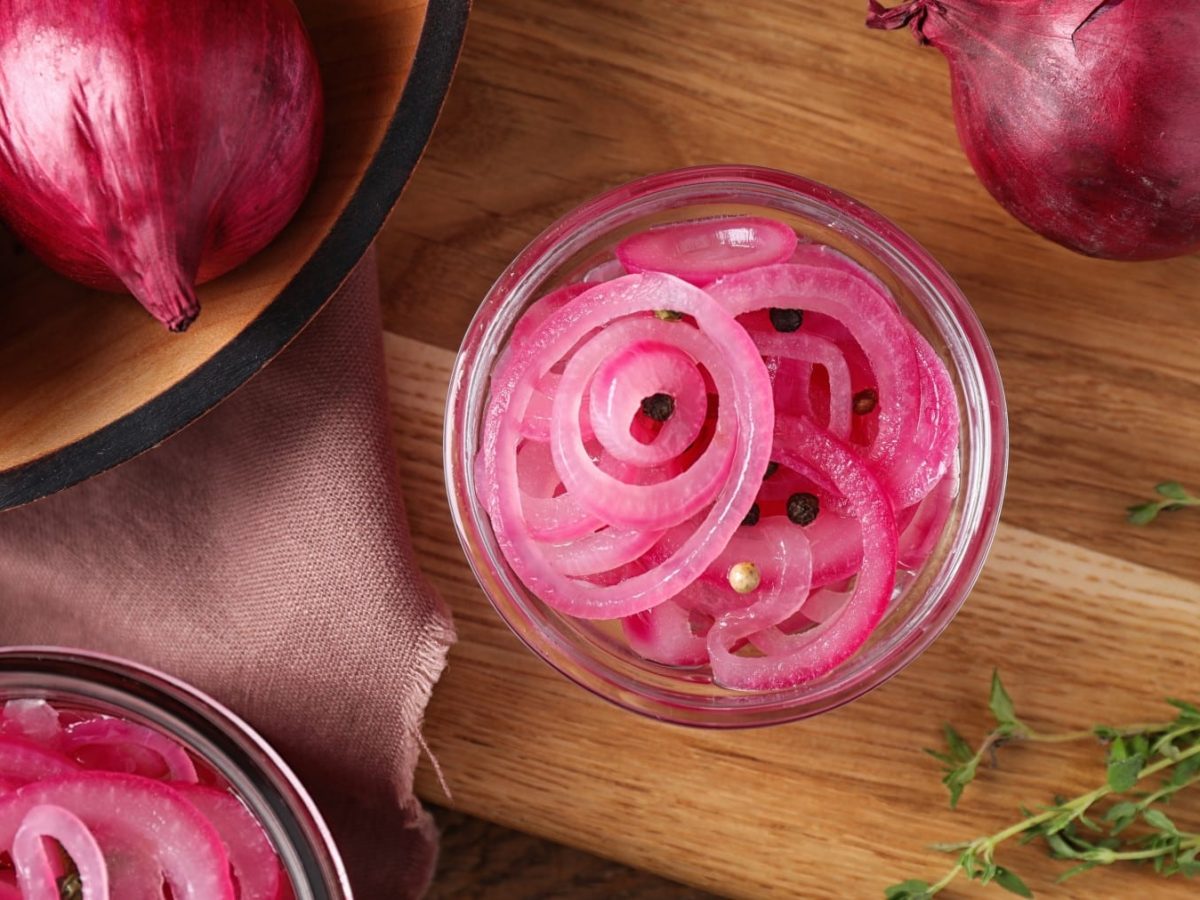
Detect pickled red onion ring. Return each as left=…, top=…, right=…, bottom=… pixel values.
left=762, top=587, right=853, bottom=643
left=707, top=263, right=920, bottom=484
left=0, top=774, right=235, bottom=899
left=751, top=330, right=852, bottom=441
left=13, top=804, right=109, bottom=900
left=175, top=784, right=282, bottom=900
left=621, top=599, right=709, bottom=667
left=481, top=273, right=773, bottom=618
left=0, top=738, right=78, bottom=784
left=787, top=241, right=894, bottom=302
left=544, top=526, right=665, bottom=578
left=479, top=218, right=964, bottom=687
left=65, top=718, right=198, bottom=783
left=587, top=340, right=707, bottom=466
left=899, top=471, right=956, bottom=571
left=766, top=355, right=812, bottom=419
left=0, top=702, right=61, bottom=749
left=518, top=378, right=595, bottom=443
left=516, top=442, right=605, bottom=542
left=616, top=216, right=798, bottom=285
left=494, top=282, right=589, bottom=384
left=707, top=520, right=813, bottom=678
left=551, top=319, right=736, bottom=531
left=711, top=416, right=896, bottom=690
left=521, top=492, right=603, bottom=543
left=580, top=259, right=627, bottom=284
left=885, top=325, right=960, bottom=507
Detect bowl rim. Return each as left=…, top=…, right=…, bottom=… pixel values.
left=0, top=645, right=354, bottom=897
left=445, top=163, right=1010, bottom=727
left=0, top=0, right=472, bottom=511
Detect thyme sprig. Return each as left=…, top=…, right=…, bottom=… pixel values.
left=1127, top=482, right=1200, bottom=525
left=886, top=673, right=1200, bottom=898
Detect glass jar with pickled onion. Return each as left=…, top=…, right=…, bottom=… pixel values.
left=446, top=165, right=1008, bottom=726
left=0, top=647, right=351, bottom=899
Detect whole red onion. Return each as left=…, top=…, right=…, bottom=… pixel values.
left=867, top=0, right=1200, bottom=261
left=0, top=0, right=323, bottom=330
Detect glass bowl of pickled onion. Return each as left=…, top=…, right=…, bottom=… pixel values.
left=0, top=647, right=351, bottom=898
left=446, top=165, right=1007, bottom=727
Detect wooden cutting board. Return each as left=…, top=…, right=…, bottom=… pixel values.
left=375, top=0, right=1200, bottom=895
left=387, top=337, right=1199, bottom=899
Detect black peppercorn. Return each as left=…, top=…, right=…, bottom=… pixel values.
left=763, top=461, right=780, bottom=480
left=853, top=388, right=878, bottom=415
left=786, top=492, right=820, bottom=526
left=769, top=307, right=804, bottom=333
left=742, top=503, right=761, bottom=527
left=640, top=392, right=675, bottom=422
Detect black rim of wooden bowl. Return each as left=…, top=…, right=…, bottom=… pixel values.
left=0, top=0, right=471, bottom=511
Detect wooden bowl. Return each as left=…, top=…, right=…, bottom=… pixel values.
left=0, top=0, right=469, bottom=510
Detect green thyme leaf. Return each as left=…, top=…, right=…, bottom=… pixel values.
left=1057, top=861, right=1099, bottom=882
left=1127, top=482, right=1199, bottom=524
left=993, top=866, right=1034, bottom=897
left=1127, top=503, right=1161, bottom=525
left=1142, top=808, right=1179, bottom=835
left=884, top=879, right=933, bottom=900
left=989, top=670, right=1021, bottom=731
left=1155, top=482, right=1190, bottom=500
left=942, top=723, right=974, bottom=762
left=1107, top=754, right=1144, bottom=792
left=889, top=676, right=1200, bottom=899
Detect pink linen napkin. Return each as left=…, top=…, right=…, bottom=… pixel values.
left=0, top=248, right=455, bottom=898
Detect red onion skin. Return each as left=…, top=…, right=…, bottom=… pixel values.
left=868, top=0, right=1200, bottom=261
left=0, top=0, right=323, bottom=330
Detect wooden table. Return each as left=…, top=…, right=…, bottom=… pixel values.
left=377, top=0, right=1200, bottom=895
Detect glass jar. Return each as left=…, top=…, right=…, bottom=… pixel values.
left=0, top=646, right=352, bottom=898
left=445, top=164, right=1008, bottom=727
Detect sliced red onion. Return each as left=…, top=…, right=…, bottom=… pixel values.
left=898, top=470, right=956, bottom=571
left=616, top=216, right=798, bottom=285
left=787, top=241, right=894, bottom=303
left=13, top=804, right=109, bottom=900
left=621, top=598, right=710, bottom=667
left=495, top=283, right=591, bottom=384
left=751, top=330, right=852, bottom=441
left=587, top=340, right=707, bottom=466
left=0, top=702, right=62, bottom=749
left=481, top=273, right=773, bottom=618
left=712, top=416, right=897, bottom=690
left=175, top=784, right=283, bottom=900
left=65, top=718, right=198, bottom=784
left=551, top=320, right=737, bottom=531
left=753, top=586, right=857, bottom=654
left=765, top=355, right=813, bottom=421
left=579, top=259, right=627, bottom=284
left=543, top=526, right=665, bottom=578
left=885, top=324, right=961, bottom=507
left=707, top=263, right=921, bottom=485
left=0, top=774, right=235, bottom=899
left=707, top=520, right=813, bottom=679
left=479, top=222, right=962, bottom=685
left=0, top=737, right=78, bottom=784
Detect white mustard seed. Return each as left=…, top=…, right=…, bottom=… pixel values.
left=727, top=561, right=761, bottom=595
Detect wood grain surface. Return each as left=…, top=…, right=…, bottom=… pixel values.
left=373, top=0, right=1200, bottom=895
left=384, top=335, right=1199, bottom=898
left=429, top=806, right=717, bottom=899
